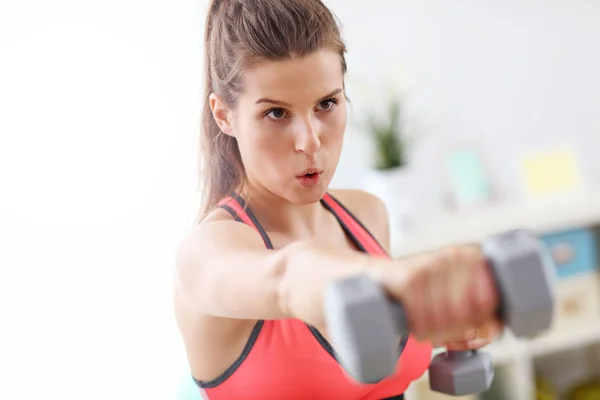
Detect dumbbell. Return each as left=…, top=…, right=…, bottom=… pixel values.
left=324, top=229, right=557, bottom=396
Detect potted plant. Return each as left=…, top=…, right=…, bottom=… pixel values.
left=368, top=95, right=408, bottom=171
left=362, top=95, right=416, bottom=242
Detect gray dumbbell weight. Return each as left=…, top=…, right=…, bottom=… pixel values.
left=324, top=229, right=557, bottom=395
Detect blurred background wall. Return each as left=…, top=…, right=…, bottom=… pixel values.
left=1, top=0, right=599, bottom=399
left=0, top=0, right=205, bottom=398
left=329, top=0, right=600, bottom=199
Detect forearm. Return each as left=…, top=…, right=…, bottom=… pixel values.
left=276, top=240, right=391, bottom=327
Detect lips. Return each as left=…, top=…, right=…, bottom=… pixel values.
left=297, top=167, right=323, bottom=177
left=296, top=168, right=323, bottom=188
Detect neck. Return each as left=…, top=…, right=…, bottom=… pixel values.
left=240, top=185, right=325, bottom=238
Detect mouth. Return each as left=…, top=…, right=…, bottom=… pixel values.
left=296, top=168, right=323, bottom=188
left=297, top=168, right=323, bottom=177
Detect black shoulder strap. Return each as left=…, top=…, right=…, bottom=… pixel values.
left=218, top=194, right=274, bottom=249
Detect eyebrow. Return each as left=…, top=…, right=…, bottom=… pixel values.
left=255, top=88, right=343, bottom=107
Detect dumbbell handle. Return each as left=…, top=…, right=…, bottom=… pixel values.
left=384, top=279, right=491, bottom=358
left=383, top=230, right=552, bottom=393
left=325, top=229, right=554, bottom=389
left=383, top=229, right=548, bottom=337
left=349, top=271, right=489, bottom=390
left=381, top=254, right=498, bottom=343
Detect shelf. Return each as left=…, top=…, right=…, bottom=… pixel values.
left=526, top=325, right=600, bottom=358
left=395, top=191, right=600, bottom=399
left=411, top=330, right=600, bottom=400
left=412, top=325, right=600, bottom=390
left=392, top=189, right=600, bottom=256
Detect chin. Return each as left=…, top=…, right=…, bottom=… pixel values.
left=291, top=191, right=326, bottom=205
left=287, top=184, right=329, bottom=205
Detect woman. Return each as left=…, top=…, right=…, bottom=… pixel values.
left=174, top=1, right=500, bottom=399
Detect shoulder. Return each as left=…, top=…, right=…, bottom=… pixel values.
left=328, top=189, right=390, bottom=253
left=176, top=207, right=262, bottom=273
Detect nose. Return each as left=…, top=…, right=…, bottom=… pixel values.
left=294, top=117, right=321, bottom=155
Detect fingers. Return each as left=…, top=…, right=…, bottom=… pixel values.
left=390, top=244, right=502, bottom=344
left=445, top=337, right=491, bottom=351
left=402, top=264, right=430, bottom=341
left=429, top=253, right=453, bottom=344
left=461, top=246, right=494, bottom=327
left=442, top=320, right=503, bottom=351
left=410, top=252, right=466, bottom=343
left=455, top=247, right=480, bottom=329
left=436, top=246, right=482, bottom=340
left=471, top=247, right=500, bottom=326
left=410, top=247, right=480, bottom=343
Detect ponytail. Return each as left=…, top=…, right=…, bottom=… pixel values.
left=198, top=0, right=245, bottom=220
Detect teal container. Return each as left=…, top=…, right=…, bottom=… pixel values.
left=540, top=227, right=598, bottom=280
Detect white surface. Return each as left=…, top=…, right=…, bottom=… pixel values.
left=528, top=325, right=600, bottom=359
left=327, top=0, right=600, bottom=209
left=393, top=189, right=600, bottom=256
left=0, top=0, right=202, bottom=399
left=412, top=326, right=600, bottom=400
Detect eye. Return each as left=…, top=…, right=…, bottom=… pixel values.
left=266, top=108, right=288, bottom=120
left=316, top=98, right=338, bottom=111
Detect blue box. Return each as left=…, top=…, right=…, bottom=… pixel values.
left=540, top=227, right=598, bottom=280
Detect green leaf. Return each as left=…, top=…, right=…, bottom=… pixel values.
left=365, top=96, right=407, bottom=170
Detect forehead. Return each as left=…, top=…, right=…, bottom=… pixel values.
left=240, top=50, right=344, bottom=102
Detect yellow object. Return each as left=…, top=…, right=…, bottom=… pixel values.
left=538, top=393, right=556, bottom=400
left=536, top=375, right=558, bottom=400
left=566, top=380, right=600, bottom=400
left=520, top=147, right=584, bottom=197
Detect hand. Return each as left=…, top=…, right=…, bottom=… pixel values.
left=380, top=244, right=501, bottom=344
left=439, top=320, right=503, bottom=351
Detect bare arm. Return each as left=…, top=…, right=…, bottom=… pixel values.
left=176, top=194, right=500, bottom=344
left=175, top=219, right=390, bottom=327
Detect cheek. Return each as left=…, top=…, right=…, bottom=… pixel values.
left=322, top=109, right=346, bottom=150
left=234, top=116, right=292, bottom=166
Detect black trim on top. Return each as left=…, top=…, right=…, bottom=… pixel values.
left=307, top=325, right=336, bottom=358
left=194, top=320, right=265, bottom=388
left=324, top=193, right=388, bottom=254
left=193, top=200, right=270, bottom=389
left=230, top=193, right=274, bottom=249
left=220, top=204, right=244, bottom=223
left=228, top=196, right=343, bottom=368
left=381, top=395, right=404, bottom=400
left=320, top=198, right=367, bottom=253
left=200, top=194, right=407, bottom=393
left=310, top=196, right=367, bottom=362
left=398, top=335, right=409, bottom=357
left=315, top=195, right=409, bottom=369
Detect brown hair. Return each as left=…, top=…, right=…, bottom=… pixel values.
left=198, top=0, right=347, bottom=219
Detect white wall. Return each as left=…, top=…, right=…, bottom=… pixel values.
left=0, top=0, right=204, bottom=398
left=1, top=0, right=599, bottom=399
left=327, top=0, right=600, bottom=212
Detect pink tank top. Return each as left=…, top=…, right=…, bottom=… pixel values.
left=194, top=193, right=432, bottom=399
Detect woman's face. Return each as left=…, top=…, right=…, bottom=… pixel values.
left=225, top=49, right=347, bottom=205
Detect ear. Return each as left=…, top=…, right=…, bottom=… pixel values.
left=209, top=93, right=234, bottom=136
